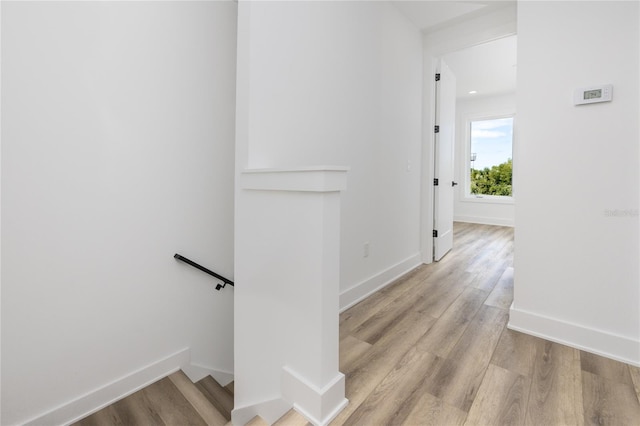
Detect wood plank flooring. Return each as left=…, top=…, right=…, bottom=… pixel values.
left=75, top=372, right=216, bottom=426
left=75, top=222, right=640, bottom=425
left=333, top=222, right=640, bottom=426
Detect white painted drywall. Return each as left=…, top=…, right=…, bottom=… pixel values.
left=453, top=93, right=516, bottom=226
left=234, top=0, right=423, bottom=416
left=237, top=0, right=423, bottom=308
left=512, top=1, right=639, bottom=365
left=1, top=2, right=237, bottom=424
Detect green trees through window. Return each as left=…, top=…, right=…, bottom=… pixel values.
left=469, top=116, right=513, bottom=197
left=470, top=158, right=512, bottom=196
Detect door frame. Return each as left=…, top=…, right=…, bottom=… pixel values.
left=419, top=10, right=516, bottom=264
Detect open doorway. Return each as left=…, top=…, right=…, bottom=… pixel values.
left=401, top=0, right=517, bottom=264
left=430, top=35, right=517, bottom=263
left=442, top=35, right=517, bottom=227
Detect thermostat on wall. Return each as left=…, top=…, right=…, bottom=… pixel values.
left=574, top=84, right=613, bottom=105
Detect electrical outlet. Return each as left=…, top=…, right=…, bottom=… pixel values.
left=364, top=242, right=370, bottom=258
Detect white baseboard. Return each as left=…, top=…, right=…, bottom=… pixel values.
left=232, top=397, right=291, bottom=425
left=23, top=348, right=236, bottom=426
left=282, top=367, right=348, bottom=426
left=24, top=348, right=191, bottom=426
left=509, top=305, right=640, bottom=367
left=183, top=362, right=234, bottom=386
left=339, top=253, right=422, bottom=312
left=293, top=399, right=349, bottom=426
left=454, top=215, right=514, bottom=227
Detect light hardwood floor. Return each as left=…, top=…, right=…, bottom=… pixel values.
left=76, top=222, right=640, bottom=425
left=75, top=373, right=234, bottom=426
left=333, top=222, right=640, bottom=426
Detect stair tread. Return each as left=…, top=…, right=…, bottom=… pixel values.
left=274, top=409, right=311, bottom=426
left=73, top=373, right=216, bottom=426
left=246, top=415, right=270, bottom=426
left=196, top=376, right=234, bottom=421
left=168, top=371, right=229, bottom=426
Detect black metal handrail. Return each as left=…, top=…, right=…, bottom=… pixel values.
left=174, top=253, right=234, bottom=291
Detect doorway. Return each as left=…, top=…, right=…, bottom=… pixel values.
left=422, top=31, right=517, bottom=264
left=440, top=35, right=517, bottom=230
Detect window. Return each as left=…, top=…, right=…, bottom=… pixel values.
left=468, top=116, right=514, bottom=198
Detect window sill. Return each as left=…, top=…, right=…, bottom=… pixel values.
left=462, top=195, right=515, bottom=205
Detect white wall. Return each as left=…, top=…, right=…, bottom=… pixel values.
left=511, top=1, right=639, bottom=365
left=338, top=2, right=424, bottom=306
left=1, top=2, right=237, bottom=424
left=453, top=93, right=516, bottom=226
left=234, top=0, right=423, bottom=419
left=236, top=1, right=424, bottom=309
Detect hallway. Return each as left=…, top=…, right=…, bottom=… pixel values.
left=335, top=222, right=640, bottom=425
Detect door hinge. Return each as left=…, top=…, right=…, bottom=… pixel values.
left=433, top=230, right=438, bottom=238
left=434, top=178, right=439, bottom=186
left=434, top=125, right=440, bottom=133
left=435, top=73, right=441, bottom=81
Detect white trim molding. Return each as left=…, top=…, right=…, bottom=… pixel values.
left=339, top=253, right=422, bottom=312
left=454, top=215, right=514, bottom=227
left=232, top=397, right=292, bottom=426
left=241, top=167, right=349, bottom=192
left=282, top=366, right=348, bottom=426
left=22, top=348, right=236, bottom=426
left=509, top=305, right=640, bottom=367
left=182, top=363, right=234, bottom=387
left=24, top=349, right=191, bottom=426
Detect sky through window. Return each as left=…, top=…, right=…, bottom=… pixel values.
left=470, top=117, right=513, bottom=170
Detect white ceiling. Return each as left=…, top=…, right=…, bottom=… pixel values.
left=391, top=0, right=491, bottom=31
left=392, top=1, right=517, bottom=99
left=443, top=35, right=517, bottom=99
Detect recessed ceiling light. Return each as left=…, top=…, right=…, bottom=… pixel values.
left=469, top=90, right=477, bottom=95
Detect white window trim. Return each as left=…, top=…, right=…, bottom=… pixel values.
left=463, top=112, right=516, bottom=204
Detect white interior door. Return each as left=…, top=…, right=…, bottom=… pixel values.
left=433, top=60, right=456, bottom=261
